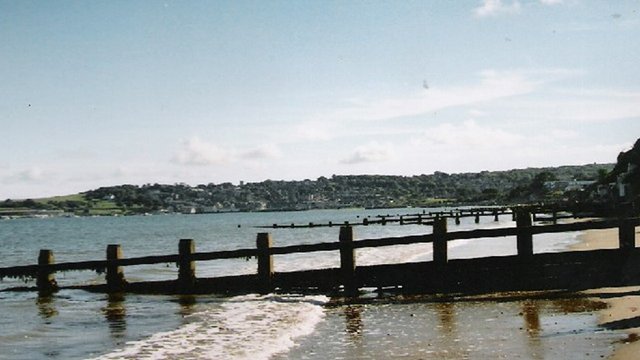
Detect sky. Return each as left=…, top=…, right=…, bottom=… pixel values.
left=1, top=0, right=640, bottom=199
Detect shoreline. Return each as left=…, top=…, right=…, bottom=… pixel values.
left=573, top=227, right=640, bottom=359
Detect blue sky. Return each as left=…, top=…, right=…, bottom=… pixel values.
left=1, top=0, right=639, bottom=199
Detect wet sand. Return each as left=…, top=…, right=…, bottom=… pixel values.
left=573, top=228, right=640, bottom=360
left=93, top=222, right=635, bottom=359
left=275, top=226, right=640, bottom=359
left=276, top=296, right=619, bottom=359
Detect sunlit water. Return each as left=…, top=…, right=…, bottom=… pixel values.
left=0, top=208, right=625, bottom=359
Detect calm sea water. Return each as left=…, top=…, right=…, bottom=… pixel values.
left=0, top=208, right=624, bottom=359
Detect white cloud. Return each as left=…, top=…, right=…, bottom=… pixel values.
left=240, top=144, right=283, bottom=160
left=539, top=0, right=563, bottom=4
left=548, top=129, right=578, bottom=140
left=173, top=137, right=283, bottom=166
left=474, top=0, right=521, bottom=18
left=468, top=109, right=488, bottom=117
left=413, top=120, right=523, bottom=148
left=497, top=87, right=640, bottom=123
left=290, top=120, right=337, bottom=141
left=341, top=142, right=394, bottom=164
left=324, top=69, right=572, bottom=124
left=473, top=0, right=563, bottom=18
left=173, top=137, right=231, bottom=166
left=397, top=119, right=629, bottom=175
left=1, top=167, right=48, bottom=184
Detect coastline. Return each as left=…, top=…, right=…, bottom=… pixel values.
left=573, top=228, right=640, bottom=359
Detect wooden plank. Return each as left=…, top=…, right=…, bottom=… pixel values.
left=354, top=234, right=433, bottom=248
left=269, top=242, right=340, bottom=255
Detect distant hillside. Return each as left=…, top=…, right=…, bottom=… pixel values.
left=583, top=138, right=640, bottom=215
left=0, top=163, right=614, bottom=217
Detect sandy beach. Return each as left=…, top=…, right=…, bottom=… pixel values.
left=573, top=227, right=640, bottom=359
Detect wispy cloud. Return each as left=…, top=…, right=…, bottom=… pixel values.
left=474, top=0, right=521, bottom=18
left=320, top=68, right=575, bottom=124
left=412, top=120, right=523, bottom=149
left=290, top=120, right=338, bottom=141
left=1, top=167, right=48, bottom=184
left=474, top=0, right=564, bottom=18
left=240, top=144, right=282, bottom=160
left=401, top=120, right=627, bottom=173
left=173, top=137, right=282, bottom=166
left=341, top=142, right=394, bottom=164
left=497, top=87, right=640, bottom=123
left=173, top=137, right=231, bottom=166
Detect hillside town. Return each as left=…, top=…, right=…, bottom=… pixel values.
left=0, top=163, right=618, bottom=218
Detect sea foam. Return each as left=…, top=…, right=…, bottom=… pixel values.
left=91, top=294, right=327, bottom=360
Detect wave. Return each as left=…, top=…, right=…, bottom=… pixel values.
left=90, top=294, right=328, bottom=360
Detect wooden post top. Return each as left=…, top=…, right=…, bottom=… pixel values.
left=37, top=249, right=57, bottom=295
left=339, top=226, right=354, bottom=242
left=177, top=239, right=196, bottom=293
left=106, top=244, right=126, bottom=292
left=38, top=249, right=54, bottom=264
left=339, top=226, right=356, bottom=295
left=179, top=238, right=195, bottom=253
left=433, top=217, right=448, bottom=265
left=257, top=232, right=273, bottom=247
left=256, top=233, right=274, bottom=294
left=515, top=211, right=533, bottom=257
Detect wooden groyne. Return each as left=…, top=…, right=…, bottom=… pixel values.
left=259, top=207, right=515, bottom=229
left=1, top=212, right=638, bottom=297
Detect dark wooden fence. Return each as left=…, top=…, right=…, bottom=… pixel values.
left=1, top=211, right=638, bottom=297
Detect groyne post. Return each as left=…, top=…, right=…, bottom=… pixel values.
left=37, top=249, right=57, bottom=295
left=433, top=217, right=448, bottom=265
left=339, top=226, right=356, bottom=295
left=178, top=239, right=196, bottom=292
left=516, top=211, right=533, bottom=256
left=618, top=218, right=636, bottom=250
left=257, top=233, right=274, bottom=293
left=106, top=244, right=126, bottom=292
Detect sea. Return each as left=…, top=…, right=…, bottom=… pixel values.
left=0, top=208, right=625, bottom=359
